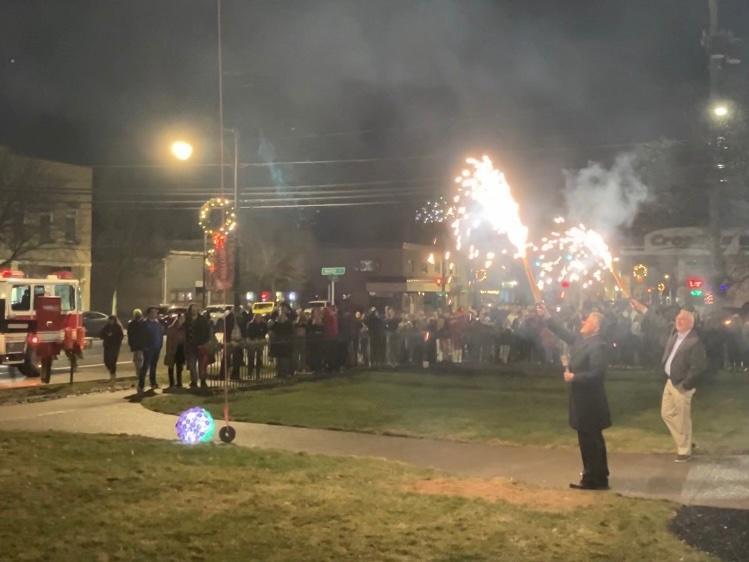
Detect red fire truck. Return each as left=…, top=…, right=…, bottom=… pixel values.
left=0, top=269, right=85, bottom=382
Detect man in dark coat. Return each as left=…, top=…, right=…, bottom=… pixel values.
left=140, top=307, right=164, bottom=392
left=185, top=304, right=212, bottom=389
left=126, top=309, right=147, bottom=380
left=540, top=304, right=611, bottom=490
left=99, top=316, right=124, bottom=379
left=245, top=313, right=268, bottom=379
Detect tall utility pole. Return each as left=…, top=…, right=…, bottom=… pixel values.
left=704, top=0, right=744, bottom=297
left=706, top=0, right=726, bottom=290
left=216, top=0, right=242, bottom=307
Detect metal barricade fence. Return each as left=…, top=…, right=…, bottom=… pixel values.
left=204, top=334, right=307, bottom=389
left=203, top=338, right=275, bottom=389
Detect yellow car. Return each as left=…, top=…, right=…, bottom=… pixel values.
left=251, top=301, right=275, bottom=317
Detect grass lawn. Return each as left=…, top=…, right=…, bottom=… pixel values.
left=0, top=431, right=713, bottom=561
left=144, top=369, right=749, bottom=454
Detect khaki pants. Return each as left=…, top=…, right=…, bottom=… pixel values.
left=661, top=379, right=696, bottom=455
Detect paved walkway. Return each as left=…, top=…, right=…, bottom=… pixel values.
left=1, top=390, right=748, bottom=509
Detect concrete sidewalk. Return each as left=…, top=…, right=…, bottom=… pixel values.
left=1, top=389, right=748, bottom=509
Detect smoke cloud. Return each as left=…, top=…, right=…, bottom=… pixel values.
left=562, top=153, right=648, bottom=233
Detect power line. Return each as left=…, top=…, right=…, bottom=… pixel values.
left=89, top=137, right=688, bottom=169
left=102, top=200, right=411, bottom=211
left=97, top=190, right=430, bottom=206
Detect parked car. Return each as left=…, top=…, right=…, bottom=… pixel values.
left=156, top=304, right=188, bottom=329
left=303, top=300, right=328, bottom=314
left=251, top=301, right=275, bottom=317
left=205, top=304, right=233, bottom=327
left=82, top=310, right=109, bottom=337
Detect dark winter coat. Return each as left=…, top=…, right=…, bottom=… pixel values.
left=246, top=318, right=268, bottom=341
left=548, top=318, right=611, bottom=432
left=126, top=318, right=147, bottom=352
left=99, top=323, right=124, bottom=349
left=185, top=314, right=211, bottom=352
left=143, top=319, right=163, bottom=351
left=270, top=318, right=294, bottom=358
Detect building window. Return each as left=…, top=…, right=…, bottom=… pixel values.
left=39, top=212, right=52, bottom=244
left=64, top=210, right=77, bottom=244
left=407, top=259, right=414, bottom=274
left=54, top=283, right=76, bottom=312
left=421, top=262, right=428, bottom=274
left=10, top=284, right=31, bottom=311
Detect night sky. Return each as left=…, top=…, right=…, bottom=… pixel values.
left=1, top=0, right=747, bottom=242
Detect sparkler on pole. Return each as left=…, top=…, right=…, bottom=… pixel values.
left=609, top=268, right=630, bottom=298
left=521, top=256, right=543, bottom=303
left=535, top=220, right=627, bottom=298
left=452, top=156, right=541, bottom=302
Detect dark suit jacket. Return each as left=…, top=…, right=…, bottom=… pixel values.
left=548, top=319, right=611, bottom=432
left=661, top=330, right=707, bottom=390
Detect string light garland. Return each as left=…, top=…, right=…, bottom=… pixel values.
left=198, top=197, right=236, bottom=237
left=633, top=263, right=648, bottom=282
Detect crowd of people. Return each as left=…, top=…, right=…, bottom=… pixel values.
left=97, top=297, right=749, bottom=394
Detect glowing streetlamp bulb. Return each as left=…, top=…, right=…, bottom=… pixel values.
left=713, top=105, right=729, bottom=118
left=170, top=140, right=193, bottom=161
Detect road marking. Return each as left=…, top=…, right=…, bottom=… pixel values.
left=51, top=361, right=131, bottom=373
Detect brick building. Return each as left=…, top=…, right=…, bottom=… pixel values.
left=0, top=147, right=93, bottom=309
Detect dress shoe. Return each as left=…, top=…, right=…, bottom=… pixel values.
left=570, top=481, right=609, bottom=490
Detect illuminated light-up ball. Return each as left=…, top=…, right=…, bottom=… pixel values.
left=175, top=407, right=215, bottom=444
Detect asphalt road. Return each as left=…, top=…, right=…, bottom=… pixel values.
left=0, top=340, right=135, bottom=388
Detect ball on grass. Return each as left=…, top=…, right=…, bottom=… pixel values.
left=175, top=407, right=215, bottom=444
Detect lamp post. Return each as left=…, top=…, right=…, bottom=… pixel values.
left=168, top=140, right=209, bottom=306
left=708, top=99, right=732, bottom=292
left=169, top=130, right=241, bottom=307
left=226, top=128, right=241, bottom=307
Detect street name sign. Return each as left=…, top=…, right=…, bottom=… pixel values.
left=321, top=266, right=346, bottom=276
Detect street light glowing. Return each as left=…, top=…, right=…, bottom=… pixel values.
left=170, top=140, right=193, bottom=160
left=713, top=104, right=729, bottom=118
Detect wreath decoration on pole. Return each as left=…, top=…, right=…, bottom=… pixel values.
left=198, top=197, right=236, bottom=237
left=199, top=198, right=236, bottom=275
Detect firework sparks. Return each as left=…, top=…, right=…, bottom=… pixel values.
left=450, top=156, right=541, bottom=301
left=415, top=196, right=452, bottom=224
left=451, top=156, right=529, bottom=259
left=535, top=219, right=625, bottom=295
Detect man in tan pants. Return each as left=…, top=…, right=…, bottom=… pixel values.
left=659, top=310, right=706, bottom=462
